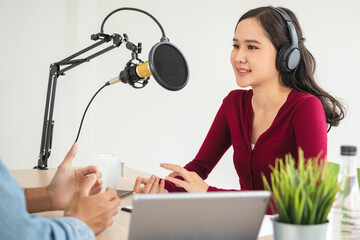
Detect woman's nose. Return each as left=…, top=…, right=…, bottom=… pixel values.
left=235, top=48, right=247, bottom=63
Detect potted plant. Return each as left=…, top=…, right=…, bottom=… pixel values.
left=262, top=148, right=340, bottom=240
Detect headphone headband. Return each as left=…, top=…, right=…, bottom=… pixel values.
left=272, top=8, right=299, bottom=46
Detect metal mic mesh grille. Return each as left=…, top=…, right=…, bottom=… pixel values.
left=153, top=44, right=188, bottom=89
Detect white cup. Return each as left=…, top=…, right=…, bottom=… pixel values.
left=92, top=154, right=125, bottom=191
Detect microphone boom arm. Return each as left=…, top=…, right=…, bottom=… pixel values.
left=35, top=33, right=122, bottom=169
left=35, top=7, right=173, bottom=170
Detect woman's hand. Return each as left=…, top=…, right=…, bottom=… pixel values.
left=46, top=142, right=103, bottom=211
left=161, top=163, right=209, bottom=193
left=133, top=175, right=168, bottom=194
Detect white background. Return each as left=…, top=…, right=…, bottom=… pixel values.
left=1, top=0, right=359, bottom=189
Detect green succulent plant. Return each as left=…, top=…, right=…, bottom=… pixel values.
left=262, top=148, right=340, bottom=225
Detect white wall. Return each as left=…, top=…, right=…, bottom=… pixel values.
left=1, top=0, right=359, bottom=190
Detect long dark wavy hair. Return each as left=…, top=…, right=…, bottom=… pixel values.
left=237, top=6, right=345, bottom=131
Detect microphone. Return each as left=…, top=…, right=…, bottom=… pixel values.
left=108, top=38, right=189, bottom=91
left=73, top=8, right=190, bottom=144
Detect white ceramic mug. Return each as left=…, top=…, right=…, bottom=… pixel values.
left=92, top=154, right=125, bottom=191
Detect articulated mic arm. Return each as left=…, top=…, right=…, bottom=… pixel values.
left=35, top=33, right=122, bottom=169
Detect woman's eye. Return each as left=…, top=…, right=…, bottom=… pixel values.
left=232, top=44, right=239, bottom=49
left=248, top=45, right=258, bottom=50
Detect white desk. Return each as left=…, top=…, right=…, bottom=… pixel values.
left=10, top=167, right=273, bottom=240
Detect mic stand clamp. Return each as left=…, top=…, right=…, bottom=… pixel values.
left=121, top=36, right=149, bottom=89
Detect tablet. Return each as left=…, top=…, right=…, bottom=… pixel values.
left=128, top=191, right=271, bottom=240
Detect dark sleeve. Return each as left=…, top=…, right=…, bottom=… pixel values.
left=165, top=97, right=232, bottom=192
left=293, top=97, right=328, bottom=160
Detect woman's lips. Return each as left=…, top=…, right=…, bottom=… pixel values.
left=236, top=67, right=251, bottom=76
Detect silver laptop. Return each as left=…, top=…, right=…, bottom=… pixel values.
left=128, top=191, right=271, bottom=240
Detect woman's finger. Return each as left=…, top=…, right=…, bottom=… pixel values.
left=160, top=163, right=191, bottom=180
left=159, top=179, right=168, bottom=193
left=149, top=177, right=160, bottom=193
left=133, top=177, right=144, bottom=193
left=165, top=176, right=188, bottom=189
left=143, top=175, right=156, bottom=193
left=168, top=171, right=179, bottom=178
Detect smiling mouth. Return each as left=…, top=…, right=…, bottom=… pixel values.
left=237, top=69, right=251, bottom=75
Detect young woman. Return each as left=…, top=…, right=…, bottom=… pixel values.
left=133, top=6, right=345, bottom=197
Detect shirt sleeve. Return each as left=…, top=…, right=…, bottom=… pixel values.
left=0, top=159, right=95, bottom=240
left=292, top=96, right=328, bottom=160
left=165, top=96, right=232, bottom=192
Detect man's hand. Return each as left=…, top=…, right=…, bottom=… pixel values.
left=133, top=175, right=168, bottom=194
left=46, top=142, right=103, bottom=211
left=25, top=143, right=103, bottom=213
left=65, top=174, right=121, bottom=235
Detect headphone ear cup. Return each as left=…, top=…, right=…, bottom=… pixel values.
left=276, top=45, right=300, bottom=72
left=286, top=47, right=300, bottom=71
left=276, top=45, right=289, bottom=72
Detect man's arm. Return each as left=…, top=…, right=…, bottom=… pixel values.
left=1, top=142, right=120, bottom=239
left=23, top=143, right=121, bottom=235
left=25, top=187, right=52, bottom=213
left=0, top=159, right=95, bottom=240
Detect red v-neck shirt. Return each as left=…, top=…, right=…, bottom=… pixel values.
left=165, top=89, right=327, bottom=193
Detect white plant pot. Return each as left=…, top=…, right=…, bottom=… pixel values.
left=272, top=217, right=328, bottom=240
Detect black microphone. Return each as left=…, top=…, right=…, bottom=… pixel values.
left=108, top=38, right=189, bottom=91
left=74, top=8, right=190, bottom=143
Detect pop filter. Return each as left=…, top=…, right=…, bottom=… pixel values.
left=118, top=38, right=189, bottom=91
left=148, top=38, right=189, bottom=91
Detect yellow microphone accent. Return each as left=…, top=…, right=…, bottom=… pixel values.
left=136, top=62, right=152, bottom=78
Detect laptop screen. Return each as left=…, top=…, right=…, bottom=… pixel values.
left=128, top=191, right=270, bottom=240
